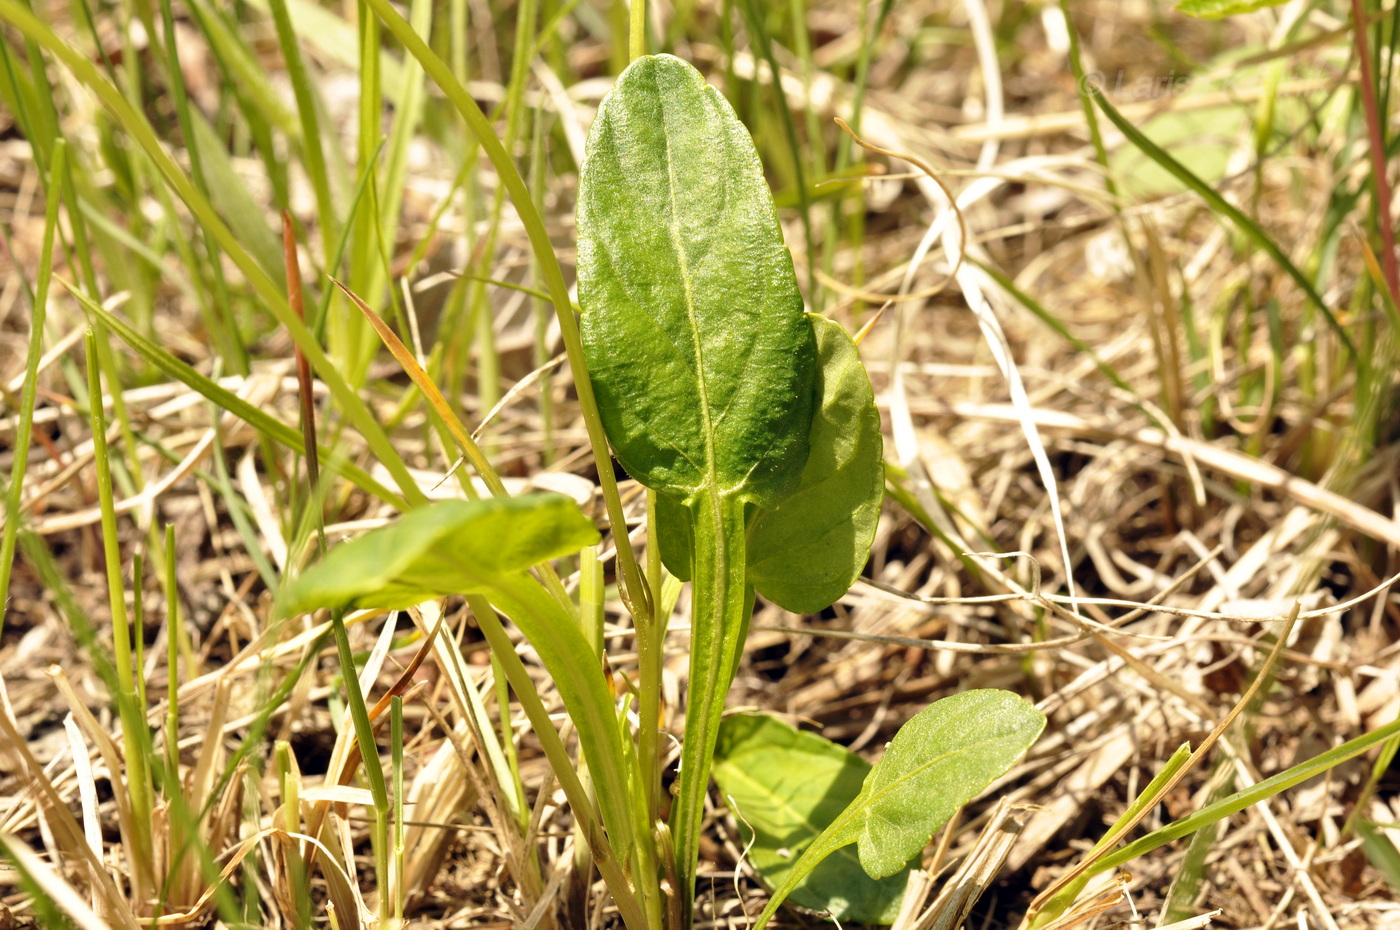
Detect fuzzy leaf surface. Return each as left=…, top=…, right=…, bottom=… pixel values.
left=577, top=53, right=815, bottom=506
left=276, top=494, right=599, bottom=615
left=713, top=714, right=910, bottom=923
left=848, top=690, right=1046, bottom=878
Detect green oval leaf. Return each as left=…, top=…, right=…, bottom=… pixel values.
left=713, top=714, right=911, bottom=924
left=577, top=54, right=815, bottom=506
left=748, top=315, right=883, bottom=613
left=752, top=690, right=1046, bottom=930
left=850, top=690, right=1046, bottom=879
left=276, top=493, right=600, bottom=616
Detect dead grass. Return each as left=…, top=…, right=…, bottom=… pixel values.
left=2, top=1, right=1399, bottom=929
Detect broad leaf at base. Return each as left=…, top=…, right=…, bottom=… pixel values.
left=713, top=714, right=911, bottom=924
left=752, top=690, right=1046, bottom=930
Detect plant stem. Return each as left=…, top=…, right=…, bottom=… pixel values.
left=671, top=492, right=752, bottom=922
left=0, top=139, right=63, bottom=644
left=86, top=328, right=157, bottom=904
left=638, top=492, right=663, bottom=834
left=1350, top=0, right=1400, bottom=310
left=629, top=0, right=645, bottom=61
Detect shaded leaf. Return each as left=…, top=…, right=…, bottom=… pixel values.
left=276, top=494, right=599, bottom=616
left=1358, top=821, right=1400, bottom=892
left=714, top=714, right=910, bottom=923
left=748, top=315, right=883, bottom=613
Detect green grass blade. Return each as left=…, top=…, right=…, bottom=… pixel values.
left=63, top=284, right=406, bottom=508
left=0, top=0, right=428, bottom=508
left=267, top=0, right=338, bottom=266
left=1091, top=713, right=1400, bottom=875
left=361, top=0, right=649, bottom=614
left=738, top=0, right=815, bottom=298
left=0, top=140, right=64, bottom=643
left=85, top=329, right=157, bottom=901
left=1088, top=85, right=1356, bottom=359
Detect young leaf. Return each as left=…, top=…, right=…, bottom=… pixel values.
left=849, top=690, right=1046, bottom=879
left=713, top=714, right=911, bottom=924
left=577, top=53, right=816, bottom=509
left=753, top=690, right=1046, bottom=930
left=657, top=313, right=884, bottom=617
left=276, top=494, right=599, bottom=616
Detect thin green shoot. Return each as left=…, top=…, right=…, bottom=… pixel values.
left=1087, top=82, right=1356, bottom=359
left=85, top=328, right=157, bottom=901
left=326, top=607, right=391, bottom=920
left=738, top=0, right=815, bottom=298
left=629, top=0, right=645, bottom=59
left=282, top=211, right=326, bottom=556
left=392, top=694, right=406, bottom=923
left=267, top=0, right=338, bottom=269
left=0, top=139, right=64, bottom=643
left=163, top=524, right=181, bottom=786
left=1029, top=606, right=1299, bottom=926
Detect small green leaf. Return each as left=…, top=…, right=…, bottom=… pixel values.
left=850, top=690, right=1046, bottom=878
left=748, top=315, right=883, bottom=613
left=276, top=494, right=599, bottom=616
left=1176, top=0, right=1288, bottom=17
left=713, top=714, right=911, bottom=924
left=753, top=691, right=1046, bottom=930
left=577, top=53, right=816, bottom=507
left=657, top=314, right=884, bottom=616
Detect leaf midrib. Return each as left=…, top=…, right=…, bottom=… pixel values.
left=858, top=725, right=1032, bottom=819
left=659, top=94, right=719, bottom=499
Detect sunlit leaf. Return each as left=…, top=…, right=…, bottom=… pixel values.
left=577, top=53, right=816, bottom=508
left=276, top=494, right=599, bottom=616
